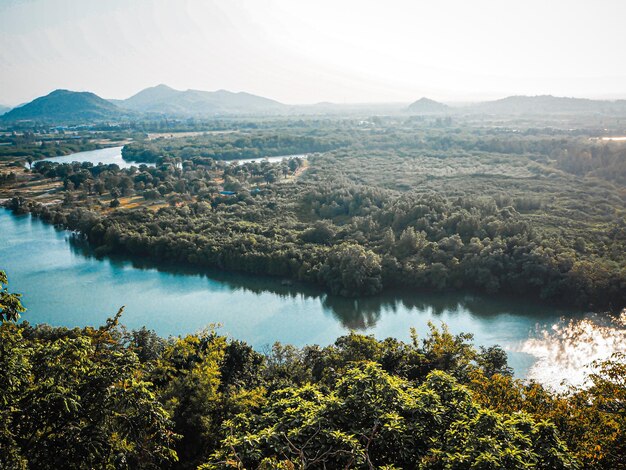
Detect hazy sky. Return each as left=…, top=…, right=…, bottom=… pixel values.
left=1, top=0, right=626, bottom=105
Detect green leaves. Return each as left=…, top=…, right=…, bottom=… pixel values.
left=205, top=362, right=577, bottom=469
left=0, top=270, right=26, bottom=322
left=0, top=319, right=177, bottom=469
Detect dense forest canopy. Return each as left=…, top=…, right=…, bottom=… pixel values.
left=2, top=119, right=624, bottom=310
left=120, top=127, right=354, bottom=163
left=1, top=112, right=625, bottom=469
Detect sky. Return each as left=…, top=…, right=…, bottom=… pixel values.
left=1, top=0, right=626, bottom=106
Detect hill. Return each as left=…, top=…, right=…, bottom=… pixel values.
left=408, top=97, right=449, bottom=114
left=469, top=95, right=626, bottom=115
left=0, top=104, right=11, bottom=116
left=1, top=89, right=124, bottom=122
left=116, top=84, right=286, bottom=115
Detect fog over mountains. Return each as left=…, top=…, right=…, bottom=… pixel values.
left=3, top=85, right=626, bottom=122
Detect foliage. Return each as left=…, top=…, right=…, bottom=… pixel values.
left=4, top=122, right=624, bottom=311
left=0, top=310, right=177, bottom=469
left=0, top=270, right=25, bottom=321
left=204, top=365, right=576, bottom=469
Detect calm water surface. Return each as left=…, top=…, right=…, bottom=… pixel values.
left=3, top=147, right=600, bottom=381
left=1, top=208, right=579, bottom=378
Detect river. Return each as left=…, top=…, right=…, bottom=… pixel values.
left=5, top=147, right=624, bottom=388
left=41, top=146, right=145, bottom=169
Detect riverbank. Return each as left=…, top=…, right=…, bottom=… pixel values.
left=0, top=207, right=583, bottom=380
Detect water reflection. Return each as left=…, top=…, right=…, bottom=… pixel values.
left=3, top=208, right=609, bottom=381
left=520, top=311, right=626, bottom=391
left=67, top=232, right=573, bottom=331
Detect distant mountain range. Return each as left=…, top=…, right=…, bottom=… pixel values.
left=112, top=84, right=285, bottom=115
left=1, top=90, right=124, bottom=122
left=3, top=87, right=626, bottom=123
left=0, top=85, right=287, bottom=122
left=468, top=95, right=626, bottom=115
left=408, top=95, right=626, bottom=116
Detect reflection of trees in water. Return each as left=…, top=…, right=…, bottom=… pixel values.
left=67, top=233, right=324, bottom=299
left=321, top=296, right=386, bottom=330
left=321, top=294, right=469, bottom=330
left=68, top=233, right=572, bottom=330
left=322, top=291, right=575, bottom=330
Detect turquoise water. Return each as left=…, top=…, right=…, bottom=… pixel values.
left=0, top=208, right=579, bottom=377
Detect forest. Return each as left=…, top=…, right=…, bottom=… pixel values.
left=0, top=131, right=107, bottom=161
left=120, top=128, right=352, bottom=163
left=2, top=121, right=624, bottom=311
left=3, top=2, right=626, bottom=469
left=1, top=269, right=625, bottom=469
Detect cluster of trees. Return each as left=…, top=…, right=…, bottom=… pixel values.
left=1, top=270, right=624, bottom=469
left=121, top=130, right=350, bottom=163
left=0, top=133, right=104, bottom=163
left=30, top=152, right=305, bottom=206
left=555, top=141, right=626, bottom=184
left=3, top=123, right=625, bottom=310
left=12, top=174, right=625, bottom=309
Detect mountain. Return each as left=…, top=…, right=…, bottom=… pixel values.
left=116, top=84, right=286, bottom=115
left=468, top=95, right=626, bottom=115
left=110, top=84, right=179, bottom=110
left=407, top=97, right=449, bottom=114
left=0, top=104, right=11, bottom=116
left=1, top=89, right=124, bottom=122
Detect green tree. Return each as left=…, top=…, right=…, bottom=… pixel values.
left=0, top=311, right=177, bottom=469
left=318, top=244, right=383, bottom=296
left=204, top=364, right=577, bottom=469
left=0, top=270, right=25, bottom=322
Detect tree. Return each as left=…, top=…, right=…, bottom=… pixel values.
left=318, top=244, right=383, bottom=296
left=0, top=311, right=178, bottom=469
left=300, top=220, right=335, bottom=245
left=204, top=364, right=577, bottom=469
left=0, top=270, right=25, bottom=322
left=150, top=331, right=250, bottom=469
left=477, top=345, right=513, bottom=377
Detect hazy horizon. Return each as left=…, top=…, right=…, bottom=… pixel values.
left=2, top=0, right=626, bottom=106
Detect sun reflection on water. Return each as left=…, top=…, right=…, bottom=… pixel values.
left=520, top=310, right=626, bottom=391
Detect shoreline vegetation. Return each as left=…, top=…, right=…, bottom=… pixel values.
left=3, top=0, right=626, bottom=467
left=1, top=269, right=625, bottom=469
left=1, top=118, right=624, bottom=312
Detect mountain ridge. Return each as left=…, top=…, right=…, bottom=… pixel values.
left=466, top=94, right=626, bottom=115
left=1, top=89, right=124, bottom=122
left=4, top=88, right=626, bottom=123
left=115, top=84, right=285, bottom=115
